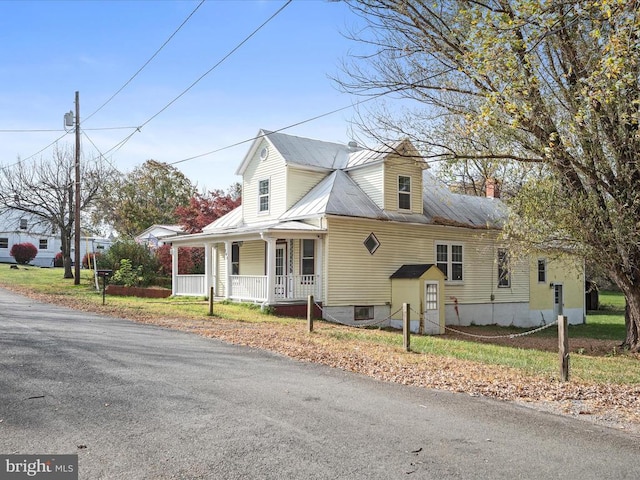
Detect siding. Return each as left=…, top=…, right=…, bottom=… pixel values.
left=348, top=164, right=384, bottom=208
left=286, top=167, right=328, bottom=209
left=383, top=157, right=424, bottom=213
left=242, top=139, right=288, bottom=224
left=529, top=256, right=584, bottom=311
left=239, top=240, right=265, bottom=276
left=324, top=216, right=529, bottom=307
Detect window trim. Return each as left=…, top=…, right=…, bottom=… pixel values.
left=300, top=239, right=315, bottom=276
left=0, top=238, right=8, bottom=249
left=39, top=239, right=48, bottom=250
left=497, top=248, right=510, bottom=288
left=398, top=175, right=412, bottom=211
left=537, top=258, right=546, bottom=283
left=231, top=242, right=240, bottom=275
left=354, top=305, right=374, bottom=321
left=258, top=178, right=270, bottom=214
left=435, top=242, right=464, bottom=283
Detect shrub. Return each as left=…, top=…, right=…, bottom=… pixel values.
left=101, top=239, right=159, bottom=286
left=54, top=252, right=64, bottom=267
left=156, top=244, right=204, bottom=275
left=110, top=259, right=143, bottom=287
left=82, top=252, right=102, bottom=269
left=10, top=242, right=38, bottom=265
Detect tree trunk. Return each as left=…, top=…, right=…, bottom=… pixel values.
left=617, top=281, right=640, bottom=353
left=60, top=228, right=73, bottom=279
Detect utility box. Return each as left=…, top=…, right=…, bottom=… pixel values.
left=390, top=264, right=445, bottom=335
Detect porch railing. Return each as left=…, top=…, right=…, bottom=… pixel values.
left=175, top=274, right=205, bottom=296
left=174, top=274, right=322, bottom=302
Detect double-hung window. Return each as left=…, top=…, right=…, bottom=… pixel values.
left=398, top=175, right=411, bottom=210
left=436, top=243, right=463, bottom=281
left=498, top=248, right=510, bottom=287
left=39, top=239, right=48, bottom=250
left=231, top=242, right=240, bottom=275
left=258, top=179, right=270, bottom=213
left=0, top=238, right=7, bottom=249
left=301, top=239, right=315, bottom=276
left=537, top=259, right=546, bottom=283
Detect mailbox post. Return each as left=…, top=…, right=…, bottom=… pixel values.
left=96, top=269, right=113, bottom=305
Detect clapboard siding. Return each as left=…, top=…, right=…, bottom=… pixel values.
left=286, top=168, right=328, bottom=209
left=242, top=139, right=287, bottom=224
left=325, top=216, right=529, bottom=307
left=348, top=164, right=384, bottom=208
left=383, top=157, right=424, bottom=213
left=240, top=241, right=265, bottom=276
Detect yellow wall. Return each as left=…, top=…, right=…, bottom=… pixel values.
left=286, top=168, right=327, bottom=210
left=348, top=164, right=384, bottom=208
left=324, top=216, right=529, bottom=307
left=529, top=255, right=584, bottom=311
left=383, top=157, right=424, bottom=213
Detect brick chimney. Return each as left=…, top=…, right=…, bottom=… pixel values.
left=486, top=178, right=500, bottom=199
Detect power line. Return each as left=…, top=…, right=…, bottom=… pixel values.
left=83, top=0, right=206, bottom=124
left=0, top=126, right=138, bottom=133
left=93, top=0, right=292, bottom=165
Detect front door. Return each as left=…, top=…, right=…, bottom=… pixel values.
left=423, top=281, right=440, bottom=334
left=554, top=284, right=564, bottom=318
left=275, top=243, right=287, bottom=298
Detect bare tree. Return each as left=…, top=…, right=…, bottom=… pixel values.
left=0, top=144, right=116, bottom=279
left=340, top=1, right=640, bottom=350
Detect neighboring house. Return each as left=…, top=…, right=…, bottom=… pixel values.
left=168, top=129, right=585, bottom=331
left=0, top=210, right=112, bottom=267
left=135, top=224, right=186, bottom=248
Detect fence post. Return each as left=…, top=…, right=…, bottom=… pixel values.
left=403, top=303, right=410, bottom=352
left=307, top=295, right=314, bottom=333
left=208, top=286, right=214, bottom=316
left=558, top=315, right=569, bottom=381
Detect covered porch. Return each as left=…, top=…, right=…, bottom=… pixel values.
left=170, top=222, right=325, bottom=305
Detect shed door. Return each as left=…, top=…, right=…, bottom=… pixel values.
left=423, top=281, right=440, bottom=335
left=554, top=284, right=564, bottom=317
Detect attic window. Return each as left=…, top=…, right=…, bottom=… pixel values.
left=364, top=233, right=380, bottom=255
left=260, top=146, right=269, bottom=161
left=398, top=175, right=411, bottom=210
left=19, top=218, right=28, bottom=230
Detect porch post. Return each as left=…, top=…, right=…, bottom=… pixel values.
left=224, top=241, right=232, bottom=299
left=204, top=243, right=212, bottom=298
left=213, top=244, right=218, bottom=297
left=265, top=237, right=276, bottom=305
left=171, top=246, right=178, bottom=295
left=316, top=236, right=323, bottom=301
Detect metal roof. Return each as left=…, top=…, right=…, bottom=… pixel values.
left=390, top=264, right=438, bottom=279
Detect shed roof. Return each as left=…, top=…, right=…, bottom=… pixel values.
left=390, top=264, right=438, bottom=279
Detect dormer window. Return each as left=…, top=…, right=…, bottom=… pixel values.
left=398, top=175, right=411, bottom=210
left=258, top=178, right=270, bottom=213
left=19, top=218, right=28, bottom=230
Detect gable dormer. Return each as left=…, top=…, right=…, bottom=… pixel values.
left=347, top=139, right=427, bottom=213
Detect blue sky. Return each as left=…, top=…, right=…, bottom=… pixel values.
left=0, top=0, right=369, bottom=190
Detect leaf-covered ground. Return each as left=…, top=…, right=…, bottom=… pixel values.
left=10, top=287, right=640, bottom=437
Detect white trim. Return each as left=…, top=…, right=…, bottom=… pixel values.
left=258, top=177, right=270, bottom=215
left=435, top=242, right=464, bottom=283
left=398, top=174, right=412, bottom=211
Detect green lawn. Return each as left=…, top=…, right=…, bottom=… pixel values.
left=0, top=265, right=637, bottom=385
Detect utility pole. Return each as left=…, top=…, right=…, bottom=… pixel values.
left=73, top=91, right=81, bottom=285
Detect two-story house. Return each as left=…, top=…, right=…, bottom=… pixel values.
left=168, top=129, right=585, bottom=332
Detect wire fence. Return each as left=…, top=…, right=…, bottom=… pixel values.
left=311, top=301, right=558, bottom=340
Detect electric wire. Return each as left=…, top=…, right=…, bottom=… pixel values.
left=92, top=0, right=292, bottom=165
left=83, top=0, right=206, bottom=124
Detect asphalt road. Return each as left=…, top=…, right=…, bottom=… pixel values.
left=0, top=288, right=639, bottom=479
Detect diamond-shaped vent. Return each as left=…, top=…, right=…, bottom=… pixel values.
left=364, top=232, right=380, bottom=255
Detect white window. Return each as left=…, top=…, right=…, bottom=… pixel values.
left=231, top=242, right=240, bottom=275
left=301, top=239, right=315, bottom=276
left=19, top=218, right=27, bottom=230
left=498, top=248, right=510, bottom=288
left=398, top=175, right=411, bottom=210
left=39, top=239, right=48, bottom=250
left=436, top=243, right=463, bottom=281
left=0, top=238, right=7, bottom=249
left=258, top=179, right=270, bottom=213
left=537, top=259, right=546, bottom=283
